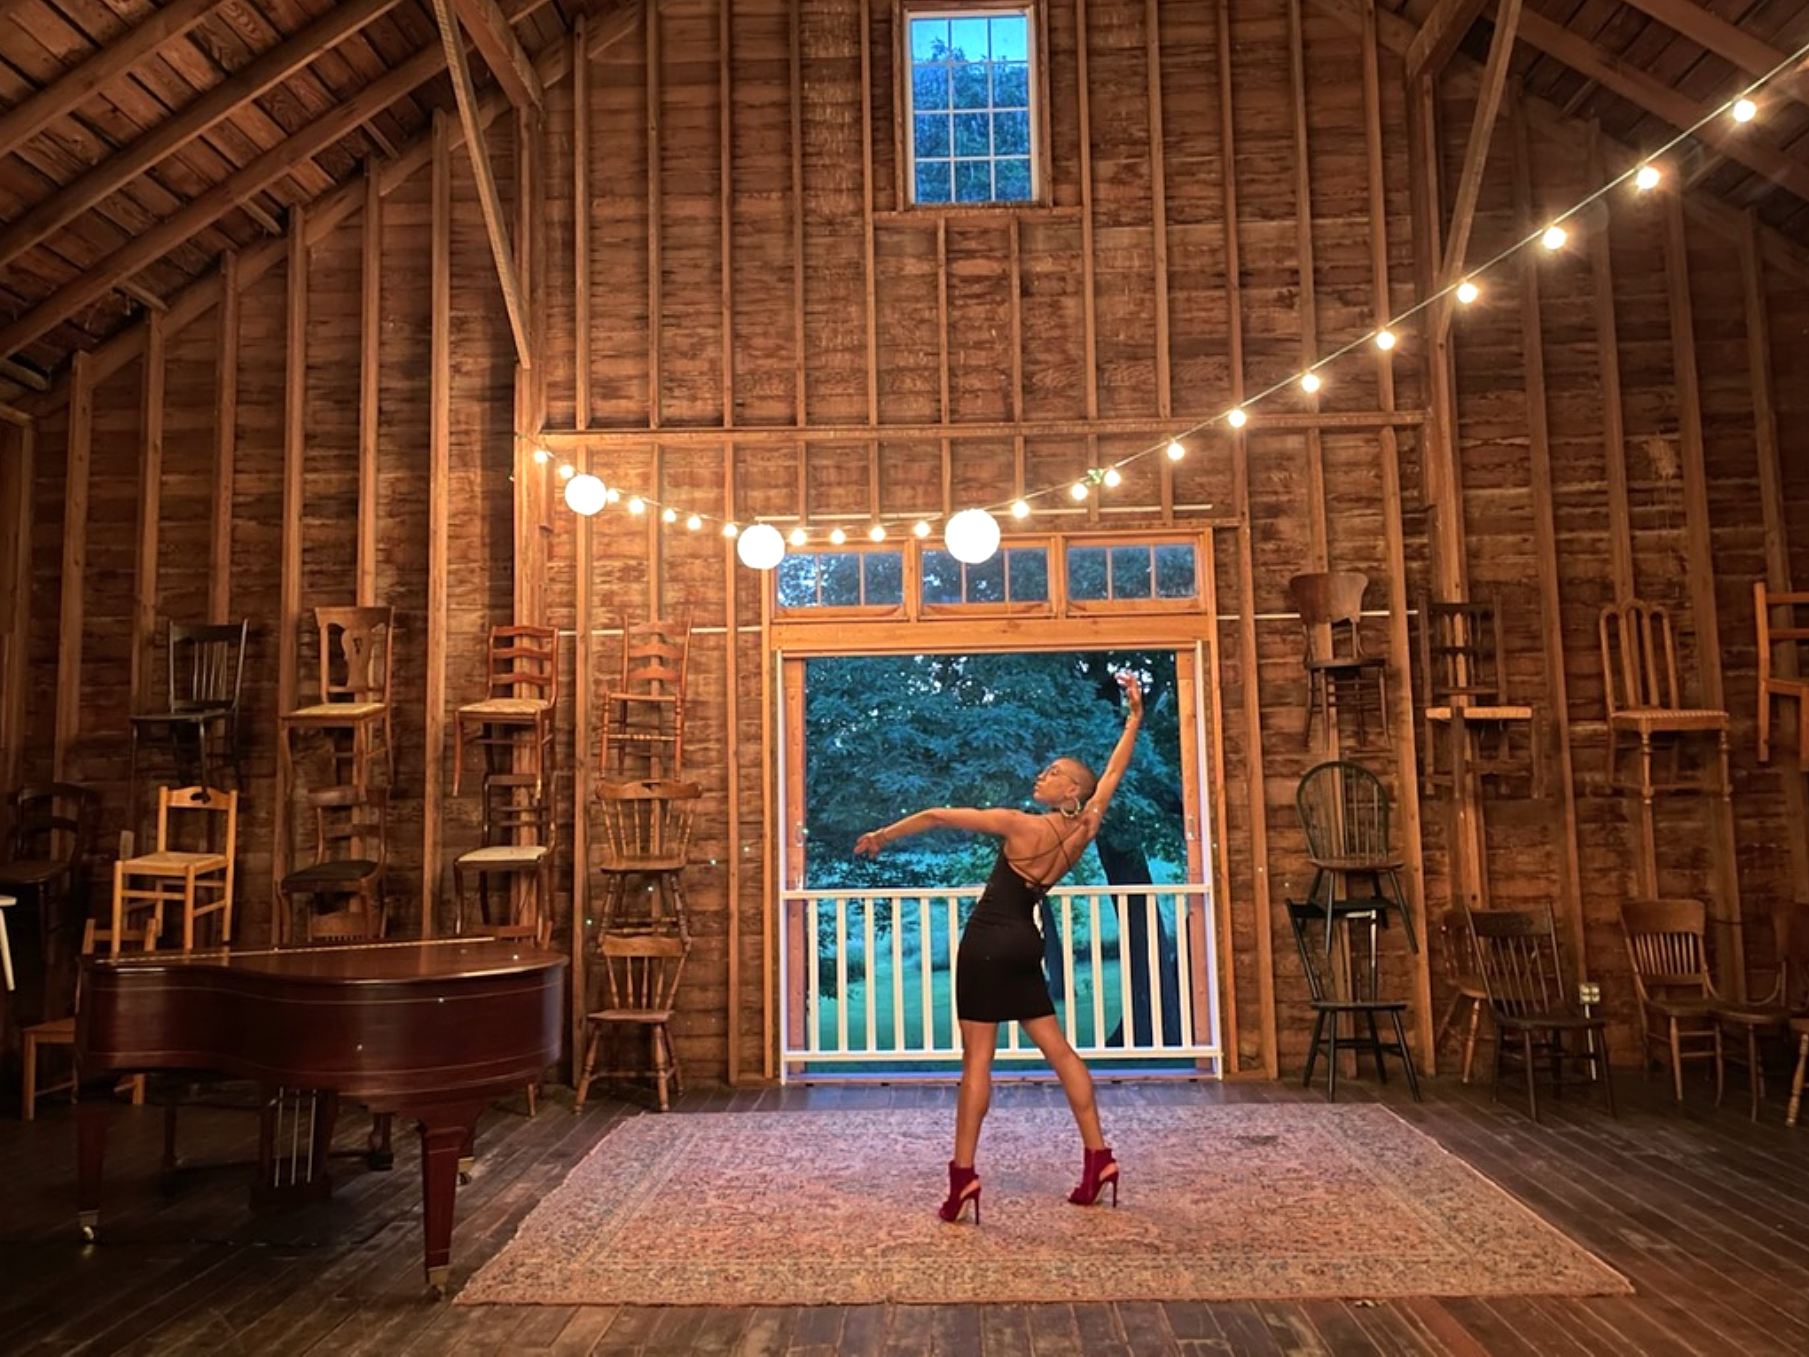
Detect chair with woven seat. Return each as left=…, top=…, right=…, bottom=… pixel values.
left=1756, top=582, right=1809, bottom=769
left=20, top=918, right=155, bottom=1120
left=1618, top=897, right=1725, bottom=1106
left=600, top=613, right=691, bottom=779
left=574, top=931, right=690, bottom=1113
left=1294, top=760, right=1416, bottom=954
left=1468, top=903, right=1613, bottom=1122
left=279, top=606, right=394, bottom=796
left=454, top=774, right=555, bottom=949
left=1434, top=907, right=1491, bottom=1083
left=276, top=786, right=388, bottom=945
left=593, top=779, right=701, bottom=938
left=1288, top=571, right=1388, bottom=750
left=1418, top=597, right=1539, bottom=795
left=1286, top=899, right=1420, bottom=1102
left=128, top=619, right=249, bottom=823
left=453, top=624, right=559, bottom=796
left=1599, top=598, right=1730, bottom=799
left=112, top=785, right=237, bottom=953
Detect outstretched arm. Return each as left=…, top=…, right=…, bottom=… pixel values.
left=854, top=806, right=1027, bottom=858
left=1082, top=673, right=1143, bottom=821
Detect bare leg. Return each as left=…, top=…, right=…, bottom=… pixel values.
left=953, top=1020, right=998, bottom=1166
left=1021, top=1014, right=1107, bottom=1150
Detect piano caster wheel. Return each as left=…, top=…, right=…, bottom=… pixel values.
left=79, top=1211, right=98, bottom=1244
left=426, top=1266, right=449, bottom=1300
left=457, top=1155, right=474, bottom=1187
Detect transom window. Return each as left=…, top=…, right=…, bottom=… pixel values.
left=904, top=6, right=1039, bottom=206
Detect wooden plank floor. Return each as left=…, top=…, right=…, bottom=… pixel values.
left=4, top=1070, right=1809, bottom=1355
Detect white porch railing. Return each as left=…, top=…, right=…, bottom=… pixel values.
left=779, top=882, right=1221, bottom=1076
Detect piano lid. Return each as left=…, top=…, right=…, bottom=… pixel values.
left=84, top=936, right=567, bottom=984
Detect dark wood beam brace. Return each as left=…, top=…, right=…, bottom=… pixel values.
left=453, top=0, right=544, bottom=110
left=1435, top=0, right=1521, bottom=340
left=1405, top=0, right=1490, bottom=81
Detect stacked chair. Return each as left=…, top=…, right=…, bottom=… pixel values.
left=577, top=612, right=696, bottom=1113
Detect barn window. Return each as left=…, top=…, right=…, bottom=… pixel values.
left=903, top=6, right=1039, bottom=206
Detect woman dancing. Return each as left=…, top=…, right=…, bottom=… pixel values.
left=854, top=672, right=1143, bottom=1224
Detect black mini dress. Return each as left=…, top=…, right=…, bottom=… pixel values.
left=955, top=851, right=1058, bottom=1023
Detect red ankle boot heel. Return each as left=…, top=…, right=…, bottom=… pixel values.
left=938, top=1161, right=982, bottom=1224
left=1069, top=1147, right=1119, bottom=1206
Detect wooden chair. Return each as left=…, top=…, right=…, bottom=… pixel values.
left=276, top=786, right=388, bottom=944
left=594, top=779, right=701, bottom=937
left=575, top=932, right=690, bottom=1112
left=1418, top=597, right=1539, bottom=794
left=279, top=606, right=394, bottom=794
left=454, top=774, right=555, bottom=949
left=1598, top=598, right=1729, bottom=798
left=1294, top=760, right=1415, bottom=954
left=600, top=613, right=691, bottom=779
left=1756, top=582, right=1809, bottom=769
left=1288, top=571, right=1388, bottom=750
left=21, top=918, right=155, bottom=1120
left=1434, top=907, right=1491, bottom=1082
left=453, top=624, right=559, bottom=796
left=1618, top=897, right=1725, bottom=1105
left=0, top=782, right=100, bottom=984
left=1285, top=899, right=1420, bottom=1102
left=1467, top=903, right=1613, bottom=1122
left=111, top=785, right=238, bottom=952
left=128, top=619, right=249, bottom=817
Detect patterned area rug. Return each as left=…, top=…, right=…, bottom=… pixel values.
left=458, top=1105, right=1631, bottom=1306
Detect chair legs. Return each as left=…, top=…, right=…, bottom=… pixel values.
left=574, top=1020, right=681, bottom=1113
left=1302, top=1004, right=1419, bottom=1103
left=1788, top=1028, right=1809, bottom=1128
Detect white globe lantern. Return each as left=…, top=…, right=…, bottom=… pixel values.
left=944, top=507, right=1001, bottom=565
left=737, top=522, right=785, bottom=570
left=564, top=473, right=607, bottom=516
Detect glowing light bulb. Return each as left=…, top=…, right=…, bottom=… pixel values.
left=1375, top=329, right=1397, bottom=351
left=1635, top=164, right=1660, bottom=191
left=1541, top=225, right=1567, bottom=250
left=558, top=463, right=576, bottom=480
left=1226, top=407, right=1248, bottom=428
left=868, top=524, right=887, bottom=542
left=944, top=508, right=1001, bottom=565
left=1102, top=468, right=1122, bottom=488
left=1166, top=440, right=1185, bottom=462
left=1733, top=98, right=1756, bottom=123
left=606, top=487, right=620, bottom=503
left=532, top=447, right=551, bottom=464
left=686, top=514, right=702, bottom=531
left=789, top=526, right=808, bottom=546
left=1011, top=499, right=1031, bottom=519
left=913, top=520, right=931, bottom=537
left=737, top=522, right=785, bottom=570
left=1071, top=481, right=1090, bottom=501
left=563, top=473, right=606, bottom=516
left=1301, top=372, right=1321, bottom=393
left=1456, top=280, right=1479, bottom=305
left=722, top=522, right=739, bottom=538
left=662, top=507, right=678, bottom=524
left=829, top=527, right=847, bottom=545
left=627, top=496, right=645, bottom=514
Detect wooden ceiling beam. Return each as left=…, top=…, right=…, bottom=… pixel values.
left=1617, top=0, right=1808, bottom=94
left=0, top=40, right=455, bottom=361
left=1406, top=0, right=1492, bottom=81
left=431, top=0, right=532, bottom=365
left=0, top=0, right=406, bottom=274
left=452, top=0, right=544, bottom=110
left=1437, top=0, right=1522, bottom=334
left=1517, top=10, right=1809, bottom=206
left=0, top=0, right=224, bottom=162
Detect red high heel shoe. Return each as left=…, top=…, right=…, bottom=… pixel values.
left=1068, top=1146, right=1119, bottom=1206
left=938, top=1161, right=982, bottom=1224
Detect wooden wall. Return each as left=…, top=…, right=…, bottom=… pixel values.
left=3, top=0, right=1807, bottom=1088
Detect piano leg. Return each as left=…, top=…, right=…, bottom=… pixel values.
left=411, top=1098, right=490, bottom=1297
left=75, top=1076, right=114, bottom=1242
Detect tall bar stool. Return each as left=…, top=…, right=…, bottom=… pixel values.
left=453, top=624, right=559, bottom=796
left=593, top=779, right=700, bottom=938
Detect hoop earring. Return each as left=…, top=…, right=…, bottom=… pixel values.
left=1060, top=798, right=1082, bottom=820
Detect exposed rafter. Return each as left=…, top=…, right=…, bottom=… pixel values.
left=0, top=0, right=409, bottom=274
left=1406, top=0, right=1492, bottom=81
left=1617, top=0, right=1809, bottom=100
left=0, top=0, right=224, bottom=162
left=1517, top=11, right=1809, bottom=205
left=453, top=0, right=545, bottom=110
left=1436, top=0, right=1523, bottom=340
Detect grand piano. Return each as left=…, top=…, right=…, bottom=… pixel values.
left=75, top=937, right=566, bottom=1295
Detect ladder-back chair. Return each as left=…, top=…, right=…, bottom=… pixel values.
left=455, top=773, right=556, bottom=949
left=1598, top=599, right=1729, bottom=798
left=600, top=613, right=691, bottom=779
left=1418, top=597, right=1539, bottom=793
left=453, top=624, right=559, bottom=795
left=1756, top=582, right=1809, bottom=769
